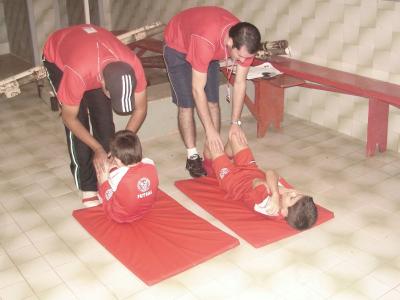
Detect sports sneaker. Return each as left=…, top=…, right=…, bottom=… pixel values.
left=186, top=154, right=206, bottom=178
left=82, top=191, right=101, bottom=208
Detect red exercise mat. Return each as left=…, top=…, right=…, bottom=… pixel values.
left=73, top=189, right=239, bottom=285
left=175, top=177, right=334, bottom=248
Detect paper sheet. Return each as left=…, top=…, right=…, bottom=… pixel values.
left=220, top=60, right=282, bottom=80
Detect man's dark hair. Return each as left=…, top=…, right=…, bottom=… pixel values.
left=110, top=130, right=142, bottom=165
left=286, top=196, right=318, bottom=230
left=229, top=22, right=261, bottom=54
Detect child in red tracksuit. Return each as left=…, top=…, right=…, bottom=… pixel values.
left=207, top=133, right=318, bottom=230
left=94, top=130, right=158, bottom=223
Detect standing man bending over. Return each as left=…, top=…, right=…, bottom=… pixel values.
left=163, top=6, right=261, bottom=177
left=43, top=24, right=147, bottom=207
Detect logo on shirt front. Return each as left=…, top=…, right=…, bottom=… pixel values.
left=219, top=167, right=229, bottom=179
left=105, top=188, right=113, bottom=201
left=137, top=177, right=153, bottom=199
left=137, top=177, right=150, bottom=192
left=82, top=26, right=97, bottom=34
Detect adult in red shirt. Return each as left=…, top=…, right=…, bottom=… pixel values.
left=163, top=6, right=261, bottom=178
left=43, top=24, right=148, bottom=206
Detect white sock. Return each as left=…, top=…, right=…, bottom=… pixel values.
left=82, top=191, right=97, bottom=199
left=187, top=148, right=198, bottom=158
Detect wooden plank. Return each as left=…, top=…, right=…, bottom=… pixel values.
left=0, top=66, right=47, bottom=98
left=366, top=98, right=389, bottom=156
left=140, top=56, right=165, bottom=69
left=128, top=38, right=163, bottom=54
left=1, top=23, right=165, bottom=99
left=268, top=56, right=400, bottom=106
left=116, top=22, right=164, bottom=45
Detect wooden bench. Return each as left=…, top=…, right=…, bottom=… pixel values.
left=127, top=38, right=302, bottom=138
left=222, top=67, right=305, bottom=139
left=127, top=38, right=164, bottom=68
left=129, top=39, right=398, bottom=157
left=252, top=56, right=400, bottom=157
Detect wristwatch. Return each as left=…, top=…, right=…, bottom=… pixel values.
left=231, top=120, right=242, bottom=126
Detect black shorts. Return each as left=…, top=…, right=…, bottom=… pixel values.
left=163, top=45, right=219, bottom=108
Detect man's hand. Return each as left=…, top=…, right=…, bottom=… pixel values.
left=206, top=128, right=224, bottom=153
left=228, top=124, right=247, bottom=145
left=93, top=147, right=108, bottom=178
left=93, top=148, right=111, bottom=184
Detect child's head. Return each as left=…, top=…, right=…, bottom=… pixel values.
left=109, top=130, right=142, bottom=166
left=280, top=190, right=318, bottom=230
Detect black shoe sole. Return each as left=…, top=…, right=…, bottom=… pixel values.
left=186, top=168, right=206, bottom=178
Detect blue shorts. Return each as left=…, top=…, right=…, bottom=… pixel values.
left=163, top=45, right=219, bottom=108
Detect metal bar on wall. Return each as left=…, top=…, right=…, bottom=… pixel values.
left=83, top=0, right=90, bottom=24
left=25, top=0, right=40, bottom=66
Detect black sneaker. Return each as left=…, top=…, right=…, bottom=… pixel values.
left=186, top=154, right=206, bottom=178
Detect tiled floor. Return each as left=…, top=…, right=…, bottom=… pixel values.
left=1, top=82, right=400, bottom=299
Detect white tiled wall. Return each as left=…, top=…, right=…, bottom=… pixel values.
left=2, top=0, right=400, bottom=151
left=0, top=0, right=9, bottom=55
left=106, top=0, right=400, bottom=152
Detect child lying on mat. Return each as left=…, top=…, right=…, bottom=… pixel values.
left=94, top=130, right=159, bottom=223
left=206, top=133, right=317, bottom=230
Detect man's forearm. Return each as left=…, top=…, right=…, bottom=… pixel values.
left=231, top=78, right=246, bottom=122
left=192, top=88, right=215, bottom=133
left=265, top=170, right=279, bottom=195
left=126, top=108, right=147, bottom=133
left=126, top=90, right=147, bottom=133
left=192, top=69, right=216, bottom=134
left=231, top=64, right=249, bottom=122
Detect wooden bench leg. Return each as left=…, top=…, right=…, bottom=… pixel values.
left=366, top=98, right=389, bottom=156
left=254, top=80, right=284, bottom=138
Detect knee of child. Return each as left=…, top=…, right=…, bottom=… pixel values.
left=228, top=132, right=240, bottom=145
left=228, top=133, right=248, bottom=154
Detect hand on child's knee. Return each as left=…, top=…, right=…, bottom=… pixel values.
left=207, top=140, right=225, bottom=160
left=229, top=132, right=248, bottom=154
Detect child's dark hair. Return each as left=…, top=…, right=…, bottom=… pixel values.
left=110, top=130, right=142, bottom=165
left=286, top=196, right=318, bottom=230
left=229, top=22, right=261, bottom=54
